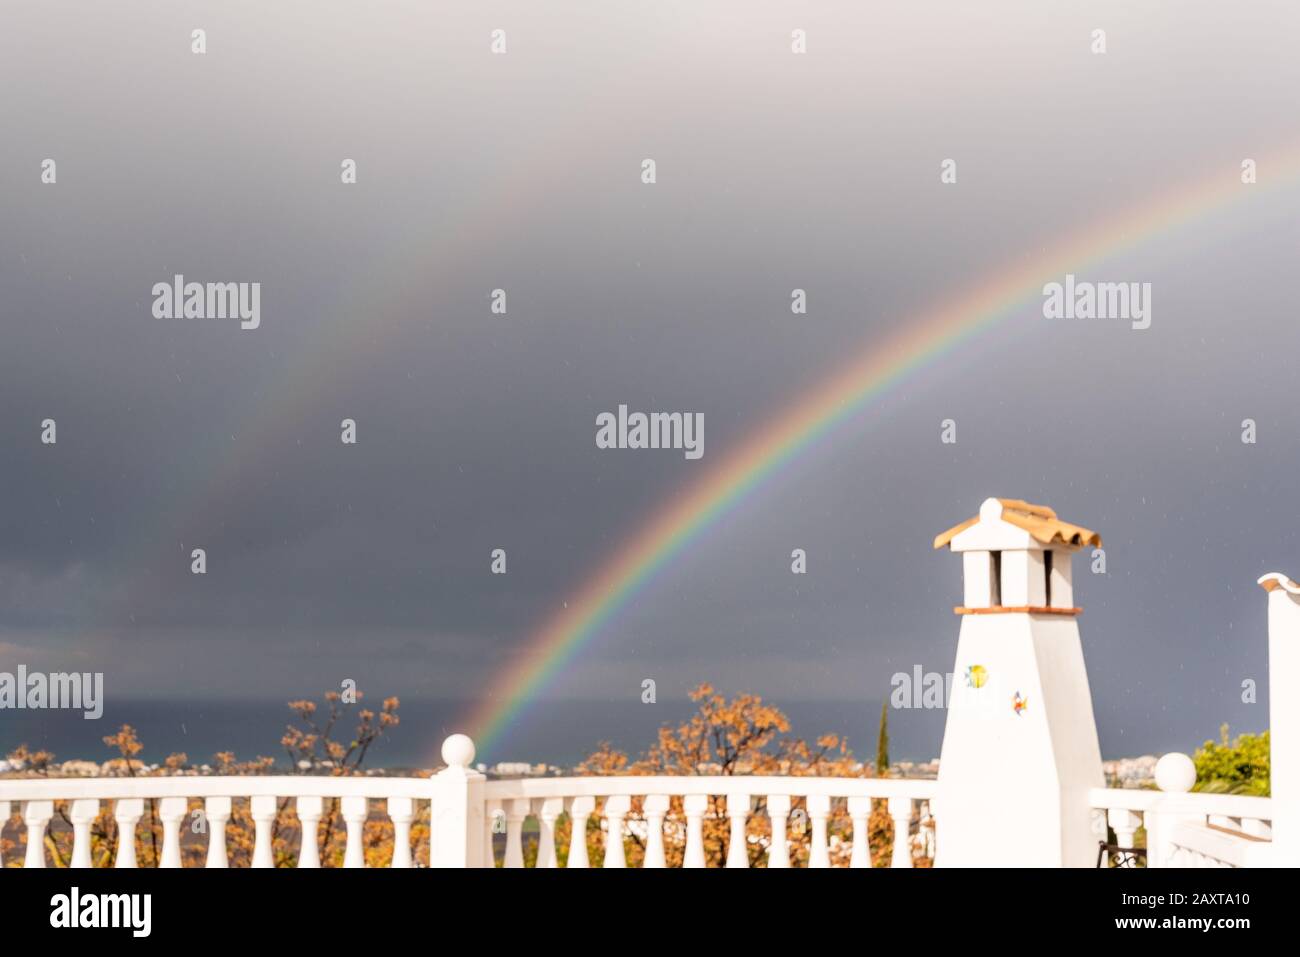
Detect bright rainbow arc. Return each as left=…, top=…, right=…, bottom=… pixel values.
left=467, top=151, right=1300, bottom=758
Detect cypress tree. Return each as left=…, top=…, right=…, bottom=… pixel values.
left=876, top=700, right=890, bottom=776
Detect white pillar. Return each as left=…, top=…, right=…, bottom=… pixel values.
left=1146, top=752, right=1198, bottom=868
left=1260, top=574, right=1300, bottom=865
left=428, top=734, right=487, bottom=868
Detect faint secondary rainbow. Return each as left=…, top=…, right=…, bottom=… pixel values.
left=467, top=150, right=1300, bottom=756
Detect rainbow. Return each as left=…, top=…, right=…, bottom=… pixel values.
left=466, top=149, right=1300, bottom=757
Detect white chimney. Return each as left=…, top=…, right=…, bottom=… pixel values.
left=933, top=497, right=1103, bottom=867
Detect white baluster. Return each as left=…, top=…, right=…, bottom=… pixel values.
left=70, top=799, right=100, bottom=869
left=1107, top=808, right=1142, bottom=867
left=807, top=795, right=831, bottom=868
left=0, top=801, right=8, bottom=868
left=643, top=794, right=670, bottom=868
left=535, top=797, right=564, bottom=868
left=726, top=793, right=751, bottom=868
left=504, top=797, right=530, bottom=868
left=766, top=795, right=791, bottom=869
left=847, top=796, right=872, bottom=868
left=484, top=799, right=504, bottom=867
left=296, top=796, right=323, bottom=868
left=683, top=794, right=708, bottom=868
left=158, top=796, right=187, bottom=868
left=341, top=795, right=368, bottom=868
left=21, top=800, right=53, bottom=868
left=888, top=796, right=913, bottom=869
left=204, top=797, right=231, bottom=869
left=388, top=797, right=414, bottom=869
left=113, top=799, right=144, bottom=869
left=250, top=795, right=278, bottom=868
left=603, top=795, right=631, bottom=868
left=566, top=796, right=595, bottom=868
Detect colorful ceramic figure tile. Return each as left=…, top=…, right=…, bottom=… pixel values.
left=1012, top=691, right=1028, bottom=716
left=965, top=664, right=988, bottom=689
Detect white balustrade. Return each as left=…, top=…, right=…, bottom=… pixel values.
left=0, top=775, right=436, bottom=868
left=17, top=738, right=1275, bottom=870
left=73, top=734, right=1300, bottom=871
left=1090, top=753, right=1275, bottom=869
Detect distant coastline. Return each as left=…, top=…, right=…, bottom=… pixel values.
left=1, top=697, right=1260, bottom=771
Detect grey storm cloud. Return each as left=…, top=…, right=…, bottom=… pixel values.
left=1, top=1, right=1298, bottom=761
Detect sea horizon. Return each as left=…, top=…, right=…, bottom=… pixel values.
left=0, top=695, right=1263, bottom=771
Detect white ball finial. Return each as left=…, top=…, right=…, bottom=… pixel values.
left=1154, top=752, right=1196, bottom=793
left=441, top=733, right=476, bottom=769
left=979, top=497, right=1003, bottom=521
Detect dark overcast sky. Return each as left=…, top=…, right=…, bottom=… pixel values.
left=2, top=2, right=1299, bottom=761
